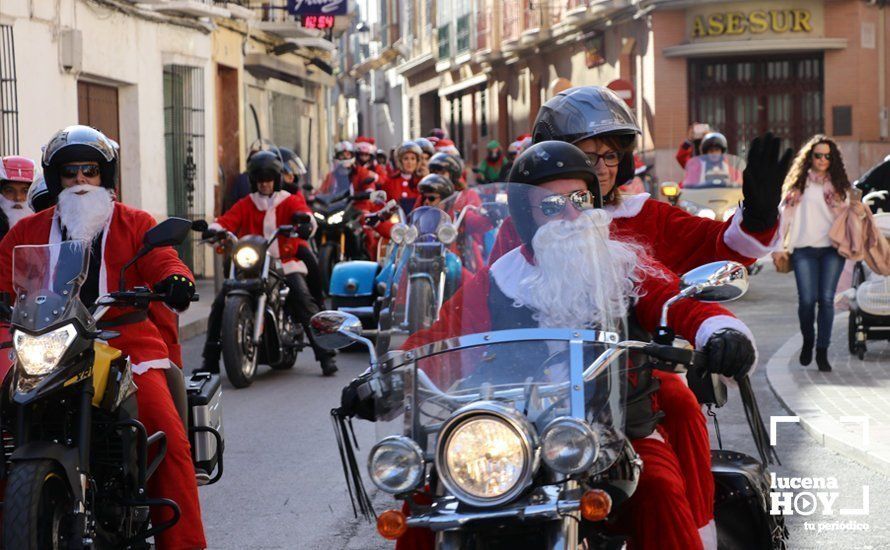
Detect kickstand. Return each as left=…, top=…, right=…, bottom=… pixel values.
left=707, top=404, right=723, bottom=450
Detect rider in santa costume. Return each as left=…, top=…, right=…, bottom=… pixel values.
left=391, top=141, right=756, bottom=550
left=0, top=126, right=205, bottom=549
left=488, top=87, right=792, bottom=542
left=379, top=141, right=423, bottom=214
left=354, top=135, right=388, bottom=181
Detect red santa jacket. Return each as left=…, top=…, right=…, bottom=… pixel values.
left=210, top=191, right=311, bottom=274
left=0, top=203, right=192, bottom=373
left=490, top=193, right=777, bottom=275
left=379, top=172, right=420, bottom=206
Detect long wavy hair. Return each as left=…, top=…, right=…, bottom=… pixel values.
left=783, top=134, right=851, bottom=199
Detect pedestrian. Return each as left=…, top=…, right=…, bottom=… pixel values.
left=676, top=122, right=710, bottom=169
left=774, top=135, right=852, bottom=372
left=476, top=140, right=504, bottom=183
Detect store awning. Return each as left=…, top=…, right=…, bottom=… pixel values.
left=349, top=47, right=401, bottom=78
left=438, top=74, right=488, bottom=98
left=663, top=38, right=847, bottom=58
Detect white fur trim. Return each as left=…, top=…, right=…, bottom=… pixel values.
left=282, top=260, right=308, bottom=275
left=489, top=246, right=535, bottom=302
left=723, top=207, right=779, bottom=259
left=250, top=191, right=290, bottom=259
left=644, top=430, right=665, bottom=443
left=699, top=520, right=717, bottom=550
left=694, top=314, right=759, bottom=379
left=131, top=358, right=171, bottom=375
left=208, top=222, right=225, bottom=232
left=605, top=193, right=649, bottom=219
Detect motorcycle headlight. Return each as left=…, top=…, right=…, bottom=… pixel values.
left=436, top=223, right=458, bottom=245
left=234, top=246, right=260, bottom=269
left=13, top=324, right=77, bottom=376
left=540, top=417, right=599, bottom=475
left=368, top=436, right=425, bottom=494
left=437, top=407, right=537, bottom=507
left=697, top=208, right=717, bottom=220
left=390, top=223, right=409, bottom=245
left=405, top=225, right=419, bottom=245
left=314, top=212, right=325, bottom=221
left=329, top=211, right=345, bottom=225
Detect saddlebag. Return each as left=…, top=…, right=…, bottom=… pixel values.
left=186, top=372, right=224, bottom=479
left=711, top=450, right=787, bottom=550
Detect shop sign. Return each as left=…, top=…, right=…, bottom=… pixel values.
left=688, top=1, right=823, bottom=42
left=607, top=79, right=634, bottom=108
left=287, top=0, right=347, bottom=16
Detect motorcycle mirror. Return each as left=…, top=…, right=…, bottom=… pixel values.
left=309, top=310, right=364, bottom=351
left=192, top=219, right=209, bottom=232
left=143, top=217, right=193, bottom=249
left=680, top=261, right=748, bottom=302
left=292, top=212, right=312, bottom=224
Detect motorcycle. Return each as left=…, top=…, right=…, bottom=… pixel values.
left=660, top=153, right=745, bottom=222
left=0, top=218, right=224, bottom=548
left=196, top=216, right=311, bottom=388
left=314, top=183, right=785, bottom=549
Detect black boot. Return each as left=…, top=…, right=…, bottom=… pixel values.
left=816, top=347, right=832, bottom=372
left=198, top=342, right=221, bottom=374
left=799, top=336, right=814, bottom=366
left=320, top=353, right=339, bottom=376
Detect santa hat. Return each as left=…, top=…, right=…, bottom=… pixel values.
left=354, top=136, right=376, bottom=154
left=435, top=138, right=459, bottom=155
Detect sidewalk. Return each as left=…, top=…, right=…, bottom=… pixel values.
left=765, top=311, right=890, bottom=476
left=179, top=278, right=214, bottom=341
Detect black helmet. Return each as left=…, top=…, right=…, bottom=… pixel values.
left=279, top=147, right=307, bottom=179
left=417, top=174, right=454, bottom=199
left=533, top=86, right=640, bottom=186
left=42, top=125, right=118, bottom=197
left=247, top=150, right=283, bottom=193
left=507, top=141, right=601, bottom=247
left=27, top=174, right=55, bottom=213
left=701, top=132, right=728, bottom=153
left=428, top=152, right=463, bottom=183
left=247, top=138, right=276, bottom=162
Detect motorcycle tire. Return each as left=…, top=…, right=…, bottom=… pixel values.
left=3, top=459, right=75, bottom=550
left=407, top=278, right=436, bottom=333
left=222, top=295, right=258, bottom=388
left=318, top=243, right=338, bottom=297
left=269, top=316, right=300, bottom=370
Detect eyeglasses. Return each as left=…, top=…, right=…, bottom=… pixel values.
left=60, top=164, right=101, bottom=179
left=421, top=194, right=440, bottom=204
left=535, top=189, right=596, bottom=217
left=812, top=152, right=832, bottom=161
left=586, top=151, right=623, bottom=168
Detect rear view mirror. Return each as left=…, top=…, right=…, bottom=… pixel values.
left=144, top=217, right=193, bottom=249
left=680, top=261, right=748, bottom=302
left=310, top=310, right=364, bottom=351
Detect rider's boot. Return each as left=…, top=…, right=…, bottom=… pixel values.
left=198, top=342, right=222, bottom=374
left=319, top=351, right=338, bottom=376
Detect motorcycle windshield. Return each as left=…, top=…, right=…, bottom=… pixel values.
left=408, top=206, right=451, bottom=239
left=317, top=167, right=353, bottom=205
left=682, top=154, right=745, bottom=189
left=11, top=242, right=89, bottom=332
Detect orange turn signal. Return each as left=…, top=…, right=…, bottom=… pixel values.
left=215, top=245, right=225, bottom=255
left=580, top=489, right=612, bottom=522
left=377, top=509, right=408, bottom=540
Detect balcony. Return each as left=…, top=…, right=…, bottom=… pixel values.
left=251, top=0, right=326, bottom=38
left=214, top=0, right=254, bottom=19
left=151, top=0, right=230, bottom=18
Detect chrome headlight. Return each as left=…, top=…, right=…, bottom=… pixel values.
left=368, top=436, right=425, bottom=494
left=390, top=223, right=409, bottom=245
left=234, top=246, right=261, bottom=269
left=313, top=212, right=325, bottom=221
left=436, top=223, right=457, bottom=245
left=405, top=225, right=419, bottom=244
left=436, top=404, right=538, bottom=507
left=13, top=324, right=77, bottom=376
left=329, top=211, right=345, bottom=225
left=540, top=417, right=599, bottom=475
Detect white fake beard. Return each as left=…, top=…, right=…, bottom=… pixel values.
left=516, top=208, right=657, bottom=331
left=0, top=196, right=34, bottom=227
left=57, top=185, right=114, bottom=242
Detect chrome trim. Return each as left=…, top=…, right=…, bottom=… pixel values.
left=367, top=435, right=425, bottom=494
left=540, top=417, right=599, bottom=475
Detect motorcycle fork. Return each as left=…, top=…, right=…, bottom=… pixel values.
left=253, top=254, right=272, bottom=344
left=339, top=232, right=346, bottom=261
left=75, top=382, right=94, bottom=536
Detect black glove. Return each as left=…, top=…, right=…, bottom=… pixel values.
left=704, top=328, right=755, bottom=379
left=154, top=274, right=196, bottom=311
left=741, top=133, right=794, bottom=232
left=481, top=204, right=507, bottom=225
left=201, top=228, right=222, bottom=241
left=338, top=375, right=377, bottom=421
left=295, top=223, right=313, bottom=240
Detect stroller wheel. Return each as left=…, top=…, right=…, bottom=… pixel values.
left=857, top=349, right=866, bottom=360
left=848, top=314, right=858, bottom=355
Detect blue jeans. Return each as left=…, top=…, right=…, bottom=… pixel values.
left=791, top=247, right=845, bottom=349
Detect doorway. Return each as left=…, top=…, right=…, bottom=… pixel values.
left=216, top=64, right=239, bottom=218
left=77, top=81, right=121, bottom=197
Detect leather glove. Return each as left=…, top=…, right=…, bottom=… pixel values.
left=154, top=274, right=196, bottom=311
left=201, top=228, right=222, bottom=241
left=338, top=375, right=377, bottom=421
left=741, top=133, right=794, bottom=232
left=704, top=328, right=755, bottom=379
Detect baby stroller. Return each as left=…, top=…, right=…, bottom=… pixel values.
left=847, top=166, right=890, bottom=359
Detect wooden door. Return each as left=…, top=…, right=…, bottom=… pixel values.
left=77, top=81, right=121, bottom=197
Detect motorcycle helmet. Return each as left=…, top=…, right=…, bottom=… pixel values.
left=42, top=125, right=118, bottom=197
left=27, top=174, right=54, bottom=212
left=429, top=128, right=448, bottom=140
left=247, top=138, right=276, bottom=162
left=532, top=86, right=640, bottom=187
left=279, top=147, right=307, bottom=180
left=354, top=136, right=376, bottom=156
left=417, top=174, right=454, bottom=200
left=414, top=137, right=435, bottom=158
left=396, top=141, right=423, bottom=171
left=428, top=152, right=463, bottom=184
left=1, top=156, right=36, bottom=185
left=334, top=141, right=355, bottom=168
left=247, top=150, right=283, bottom=193
left=700, top=132, right=728, bottom=153
left=435, top=138, right=460, bottom=155
left=507, top=141, right=601, bottom=247
left=506, top=140, right=523, bottom=160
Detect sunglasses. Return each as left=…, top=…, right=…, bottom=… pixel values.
left=812, top=152, right=831, bottom=161
left=535, top=189, right=596, bottom=217
left=586, top=151, right=623, bottom=168
left=60, top=164, right=101, bottom=179
left=421, top=194, right=440, bottom=204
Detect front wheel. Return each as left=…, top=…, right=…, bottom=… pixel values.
left=3, top=459, right=76, bottom=550
left=407, top=278, right=436, bottom=333
left=222, top=295, right=258, bottom=388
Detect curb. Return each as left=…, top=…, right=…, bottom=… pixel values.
left=764, top=311, right=890, bottom=477
left=180, top=316, right=208, bottom=342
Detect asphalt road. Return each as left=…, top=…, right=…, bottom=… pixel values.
left=184, top=268, right=889, bottom=549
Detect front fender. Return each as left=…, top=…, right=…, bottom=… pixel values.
left=10, top=442, right=83, bottom=501
left=331, top=261, right=380, bottom=297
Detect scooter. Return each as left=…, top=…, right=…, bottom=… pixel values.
left=660, top=153, right=746, bottom=222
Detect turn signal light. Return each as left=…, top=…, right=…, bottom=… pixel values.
left=661, top=184, right=680, bottom=197
left=215, top=245, right=225, bottom=255
left=377, top=509, right=408, bottom=540
left=580, top=489, right=612, bottom=522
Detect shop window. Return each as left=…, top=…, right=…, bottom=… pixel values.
left=0, top=24, right=19, bottom=156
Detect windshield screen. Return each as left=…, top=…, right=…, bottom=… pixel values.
left=683, top=153, right=745, bottom=189
left=12, top=242, right=89, bottom=332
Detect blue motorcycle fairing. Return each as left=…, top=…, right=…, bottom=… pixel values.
left=329, top=260, right=380, bottom=297
left=444, top=249, right=462, bottom=298
left=409, top=206, right=450, bottom=236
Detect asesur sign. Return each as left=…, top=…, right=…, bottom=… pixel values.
left=287, top=0, right=347, bottom=16
left=687, top=1, right=824, bottom=42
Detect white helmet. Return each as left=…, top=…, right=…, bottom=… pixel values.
left=334, top=141, right=355, bottom=155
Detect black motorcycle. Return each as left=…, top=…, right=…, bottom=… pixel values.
left=308, top=183, right=374, bottom=293
left=0, top=218, right=223, bottom=549
left=196, top=217, right=312, bottom=388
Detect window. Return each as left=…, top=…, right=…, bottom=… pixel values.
left=480, top=88, right=488, bottom=137
left=0, top=24, right=19, bottom=155
left=438, top=24, right=451, bottom=59
left=271, top=92, right=300, bottom=150
left=456, top=14, right=471, bottom=53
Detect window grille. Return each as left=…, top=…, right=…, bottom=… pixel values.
left=0, top=25, right=19, bottom=156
